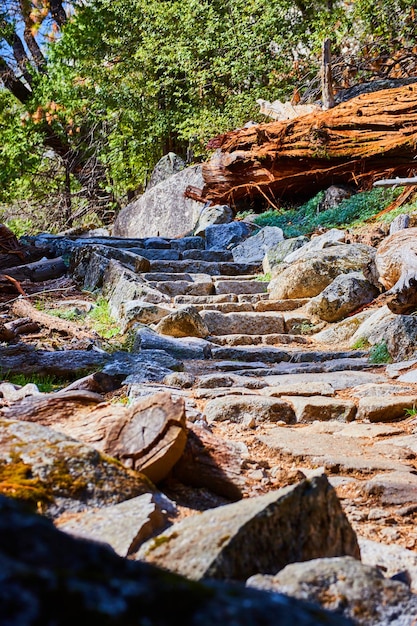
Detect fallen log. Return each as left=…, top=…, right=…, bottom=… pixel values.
left=3, top=257, right=67, bottom=282
left=11, top=299, right=94, bottom=340
left=202, top=83, right=417, bottom=206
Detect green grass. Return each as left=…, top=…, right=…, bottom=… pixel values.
left=255, top=272, right=271, bottom=282
left=351, top=337, right=370, bottom=350
left=404, top=406, right=417, bottom=418
left=252, top=187, right=404, bottom=237
left=368, top=341, right=392, bottom=364
left=87, top=297, right=121, bottom=339
left=0, top=371, right=66, bottom=393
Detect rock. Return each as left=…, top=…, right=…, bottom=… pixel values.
left=264, top=382, right=335, bottom=397
left=193, top=204, right=233, bottom=236
left=232, top=226, right=284, bottom=264
left=103, top=260, right=170, bottom=320
left=214, top=278, right=267, bottom=295
left=247, top=556, right=417, bottom=626
left=155, top=306, right=209, bottom=338
left=350, top=383, right=414, bottom=398
left=258, top=421, right=410, bottom=475
left=383, top=315, right=417, bottom=362
left=359, top=537, right=417, bottom=593
left=386, top=359, right=417, bottom=379
left=138, top=474, right=360, bottom=581
left=56, top=493, right=167, bottom=556
left=113, top=165, right=203, bottom=238
left=389, top=213, right=410, bottom=234
left=268, top=244, right=375, bottom=299
left=319, top=185, right=355, bottom=211
left=163, top=372, right=196, bottom=388
left=263, top=371, right=388, bottom=391
left=0, top=382, right=41, bottom=403
left=205, top=221, right=253, bottom=250
left=313, top=310, right=373, bottom=344
left=196, top=373, right=266, bottom=389
left=281, top=396, right=357, bottom=422
left=0, top=418, right=150, bottom=516
left=306, top=272, right=379, bottom=322
left=375, top=227, right=417, bottom=289
left=134, top=327, right=212, bottom=359
left=283, top=228, right=346, bottom=264
left=204, top=395, right=296, bottom=425
left=146, top=152, right=185, bottom=190
left=119, top=300, right=173, bottom=332
left=200, top=311, right=285, bottom=335
left=102, top=350, right=183, bottom=384
left=364, top=470, right=417, bottom=505
left=263, top=236, right=309, bottom=274
left=349, top=305, right=395, bottom=347
left=357, top=395, right=417, bottom=422
left=0, top=495, right=354, bottom=626
left=173, top=423, right=246, bottom=500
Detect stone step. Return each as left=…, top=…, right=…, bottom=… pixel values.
left=143, top=272, right=212, bottom=282
left=173, top=294, right=238, bottom=305
left=147, top=280, right=214, bottom=297
left=193, top=302, right=255, bottom=313
left=181, top=250, right=233, bottom=262
left=238, top=293, right=269, bottom=302
left=126, top=248, right=181, bottom=261
left=209, top=333, right=311, bottom=346
left=210, top=345, right=369, bottom=364
left=214, top=279, right=268, bottom=295
left=200, top=311, right=285, bottom=335
left=148, top=260, right=261, bottom=276
left=231, top=357, right=375, bottom=377
left=254, top=299, right=309, bottom=312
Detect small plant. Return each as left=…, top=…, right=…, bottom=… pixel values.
left=351, top=337, right=370, bottom=350
left=404, top=406, right=417, bottom=418
left=255, top=272, right=271, bottom=282
left=369, top=341, right=392, bottom=364
left=0, top=371, right=66, bottom=393
left=87, top=297, right=121, bottom=339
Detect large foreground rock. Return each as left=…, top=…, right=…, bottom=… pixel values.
left=306, top=272, right=379, bottom=322
left=0, top=495, right=353, bottom=626
left=375, top=226, right=417, bottom=289
left=113, top=165, right=203, bottom=238
left=138, top=474, right=360, bottom=581
left=0, top=418, right=150, bottom=516
left=247, top=556, right=417, bottom=626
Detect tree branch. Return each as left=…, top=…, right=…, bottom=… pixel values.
left=0, top=57, right=32, bottom=103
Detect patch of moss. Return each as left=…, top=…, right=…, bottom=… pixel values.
left=47, top=458, right=88, bottom=498
left=0, top=457, right=52, bottom=512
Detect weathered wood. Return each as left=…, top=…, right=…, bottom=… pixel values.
left=374, top=177, right=417, bottom=187
left=0, top=344, right=110, bottom=377
left=3, top=257, right=67, bottom=282
left=3, top=390, right=188, bottom=484
left=202, top=83, right=417, bottom=206
left=11, top=299, right=93, bottom=339
left=321, top=39, right=334, bottom=110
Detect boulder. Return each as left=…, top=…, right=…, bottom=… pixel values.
left=155, top=306, right=209, bottom=338
left=350, top=308, right=417, bottom=361
left=349, top=306, right=395, bottom=347
left=281, top=396, right=356, bottom=422
left=375, top=227, right=417, bottom=289
left=113, top=165, right=203, bottom=238
left=263, top=236, right=308, bottom=274
left=146, top=152, right=185, bottom=190
left=56, top=493, right=167, bottom=556
left=357, top=395, right=417, bottom=422
left=389, top=213, right=410, bottom=234
left=0, top=495, right=354, bottom=626
left=306, top=272, right=379, bottom=322
left=247, top=556, right=417, bottom=626
left=269, top=244, right=376, bottom=299
left=318, top=185, right=355, bottom=211
left=0, top=418, right=150, bottom=516
left=283, top=228, right=346, bottom=264
left=193, top=204, right=233, bottom=236
left=138, top=474, right=360, bottom=581
left=204, top=395, right=296, bottom=425
left=232, top=226, right=284, bottom=264
left=359, top=537, right=417, bottom=593
left=103, top=260, right=170, bottom=320
left=313, top=310, right=373, bottom=344
left=119, top=300, right=173, bottom=332
left=205, top=221, right=253, bottom=250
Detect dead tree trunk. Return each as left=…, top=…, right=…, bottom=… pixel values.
left=202, top=83, right=417, bottom=207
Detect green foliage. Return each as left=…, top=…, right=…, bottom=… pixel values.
left=255, top=273, right=271, bottom=282
left=404, top=406, right=417, bottom=418
left=253, top=187, right=403, bottom=237
left=351, top=337, right=371, bottom=350
left=87, top=297, right=121, bottom=339
left=369, top=341, right=392, bottom=364
left=0, top=371, right=65, bottom=393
